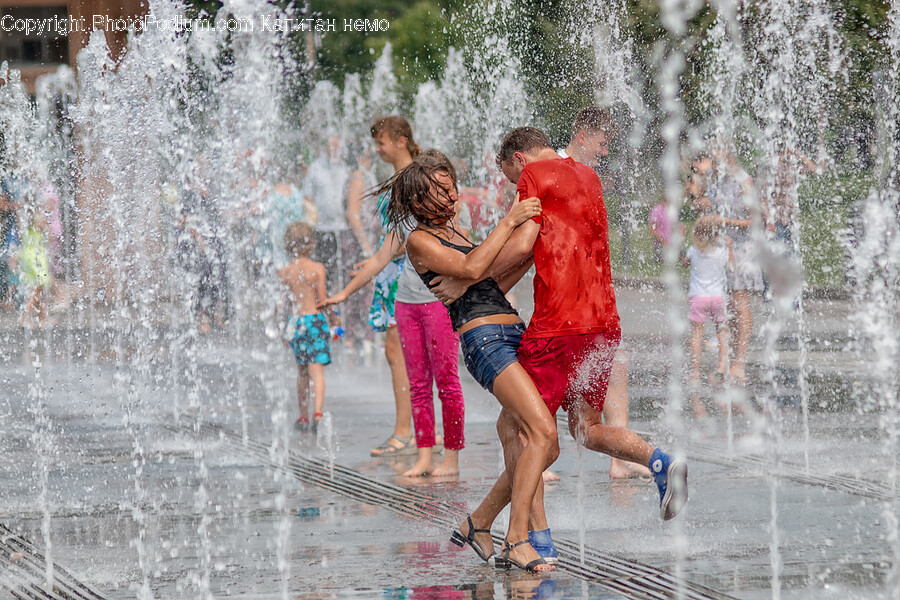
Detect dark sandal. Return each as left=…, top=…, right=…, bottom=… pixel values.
left=370, top=434, right=416, bottom=457
left=495, top=539, right=551, bottom=572
left=450, top=515, right=495, bottom=563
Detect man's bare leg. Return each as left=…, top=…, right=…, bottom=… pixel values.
left=482, top=397, right=687, bottom=563
left=570, top=399, right=688, bottom=520
left=605, top=350, right=652, bottom=478
left=570, top=399, right=654, bottom=465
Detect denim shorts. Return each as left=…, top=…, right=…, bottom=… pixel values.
left=459, top=322, right=526, bottom=393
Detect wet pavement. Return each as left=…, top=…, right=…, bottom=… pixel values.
left=0, top=283, right=897, bottom=599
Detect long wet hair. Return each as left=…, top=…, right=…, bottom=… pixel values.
left=382, top=149, right=458, bottom=231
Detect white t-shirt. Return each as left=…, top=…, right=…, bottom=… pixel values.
left=686, top=244, right=729, bottom=298
left=305, top=156, right=349, bottom=232
left=709, top=167, right=751, bottom=244
left=396, top=204, right=472, bottom=305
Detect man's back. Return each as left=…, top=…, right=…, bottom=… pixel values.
left=516, top=157, right=619, bottom=339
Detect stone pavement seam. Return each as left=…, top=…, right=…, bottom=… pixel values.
left=0, top=523, right=109, bottom=600
left=625, top=429, right=896, bottom=501
left=181, top=419, right=739, bottom=600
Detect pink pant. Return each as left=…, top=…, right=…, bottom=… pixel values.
left=689, top=296, right=726, bottom=324
left=395, top=301, right=465, bottom=450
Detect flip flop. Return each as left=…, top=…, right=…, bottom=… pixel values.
left=369, top=434, right=416, bottom=457
left=450, top=515, right=495, bottom=563
left=494, top=539, right=552, bottom=573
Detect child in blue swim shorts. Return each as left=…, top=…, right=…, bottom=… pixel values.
left=278, top=222, right=337, bottom=429
left=287, top=313, right=332, bottom=367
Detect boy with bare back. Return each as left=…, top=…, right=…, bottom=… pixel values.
left=279, top=221, right=336, bottom=430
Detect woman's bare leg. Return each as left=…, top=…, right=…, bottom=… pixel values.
left=730, top=291, right=752, bottom=384
left=432, top=449, right=459, bottom=476
left=715, top=322, right=729, bottom=377
left=385, top=326, right=412, bottom=434
left=487, top=365, right=558, bottom=570
left=403, top=446, right=434, bottom=477
left=690, top=322, right=703, bottom=384
left=371, top=325, right=413, bottom=454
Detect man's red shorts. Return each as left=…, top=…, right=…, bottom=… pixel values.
left=516, top=331, right=621, bottom=415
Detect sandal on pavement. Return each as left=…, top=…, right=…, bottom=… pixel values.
left=494, top=539, right=552, bottom=573
left=370, top=434, right=416, bottom=457
left=450, top=515, right=495, bottom=564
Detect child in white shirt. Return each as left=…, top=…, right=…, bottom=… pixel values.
left=682, top=215, right=734, bottom=392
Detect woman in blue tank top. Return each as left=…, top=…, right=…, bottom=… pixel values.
left=386, top=152, right=557, bottom=574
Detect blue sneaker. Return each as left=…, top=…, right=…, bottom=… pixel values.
left=528, top=528, right=559, bottom=565
left=649, top=448, right=688, bottom=520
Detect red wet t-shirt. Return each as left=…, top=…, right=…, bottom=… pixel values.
left=516, top=157, right=620, bottom=340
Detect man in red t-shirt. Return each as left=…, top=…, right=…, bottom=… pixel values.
left=560, top=107, right=652, bottom=480
left=434, top=127, right=688, bottom=564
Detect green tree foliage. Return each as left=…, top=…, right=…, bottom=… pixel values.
left=184, top=0, right=223, bottom=19
left=181, top=0, right=891, bottom=165
left=840, top=0, right=891, bottom=108
left=514, top=0, right=596, bottom=145
left=308, top=0, right=458, bottom=97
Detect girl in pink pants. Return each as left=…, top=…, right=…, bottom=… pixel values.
left=392, top=187, right=471, bottom=477
left=395, top=300, right=465, bottom=476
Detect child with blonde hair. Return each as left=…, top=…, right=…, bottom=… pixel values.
left=682, top=215, right=734, bottom=398
left=278, top=221, right=337, bottom=430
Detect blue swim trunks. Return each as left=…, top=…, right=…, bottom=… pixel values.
left=287, top=313, right=332, bottom=365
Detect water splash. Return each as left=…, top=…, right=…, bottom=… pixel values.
left=316, top=411, right=340, bottom=480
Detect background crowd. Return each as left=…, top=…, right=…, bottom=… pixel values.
left=0, top=106, right=826, bottom=430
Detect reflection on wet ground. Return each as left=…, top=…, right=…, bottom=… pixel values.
left=294, top=576, right=627, bottom=600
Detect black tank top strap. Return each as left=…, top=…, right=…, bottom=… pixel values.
left=416, top=226, right=475, bottom=253
left=448, top=225, right=475, bottom=247
left=413, top=227, right=518, bottom=330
